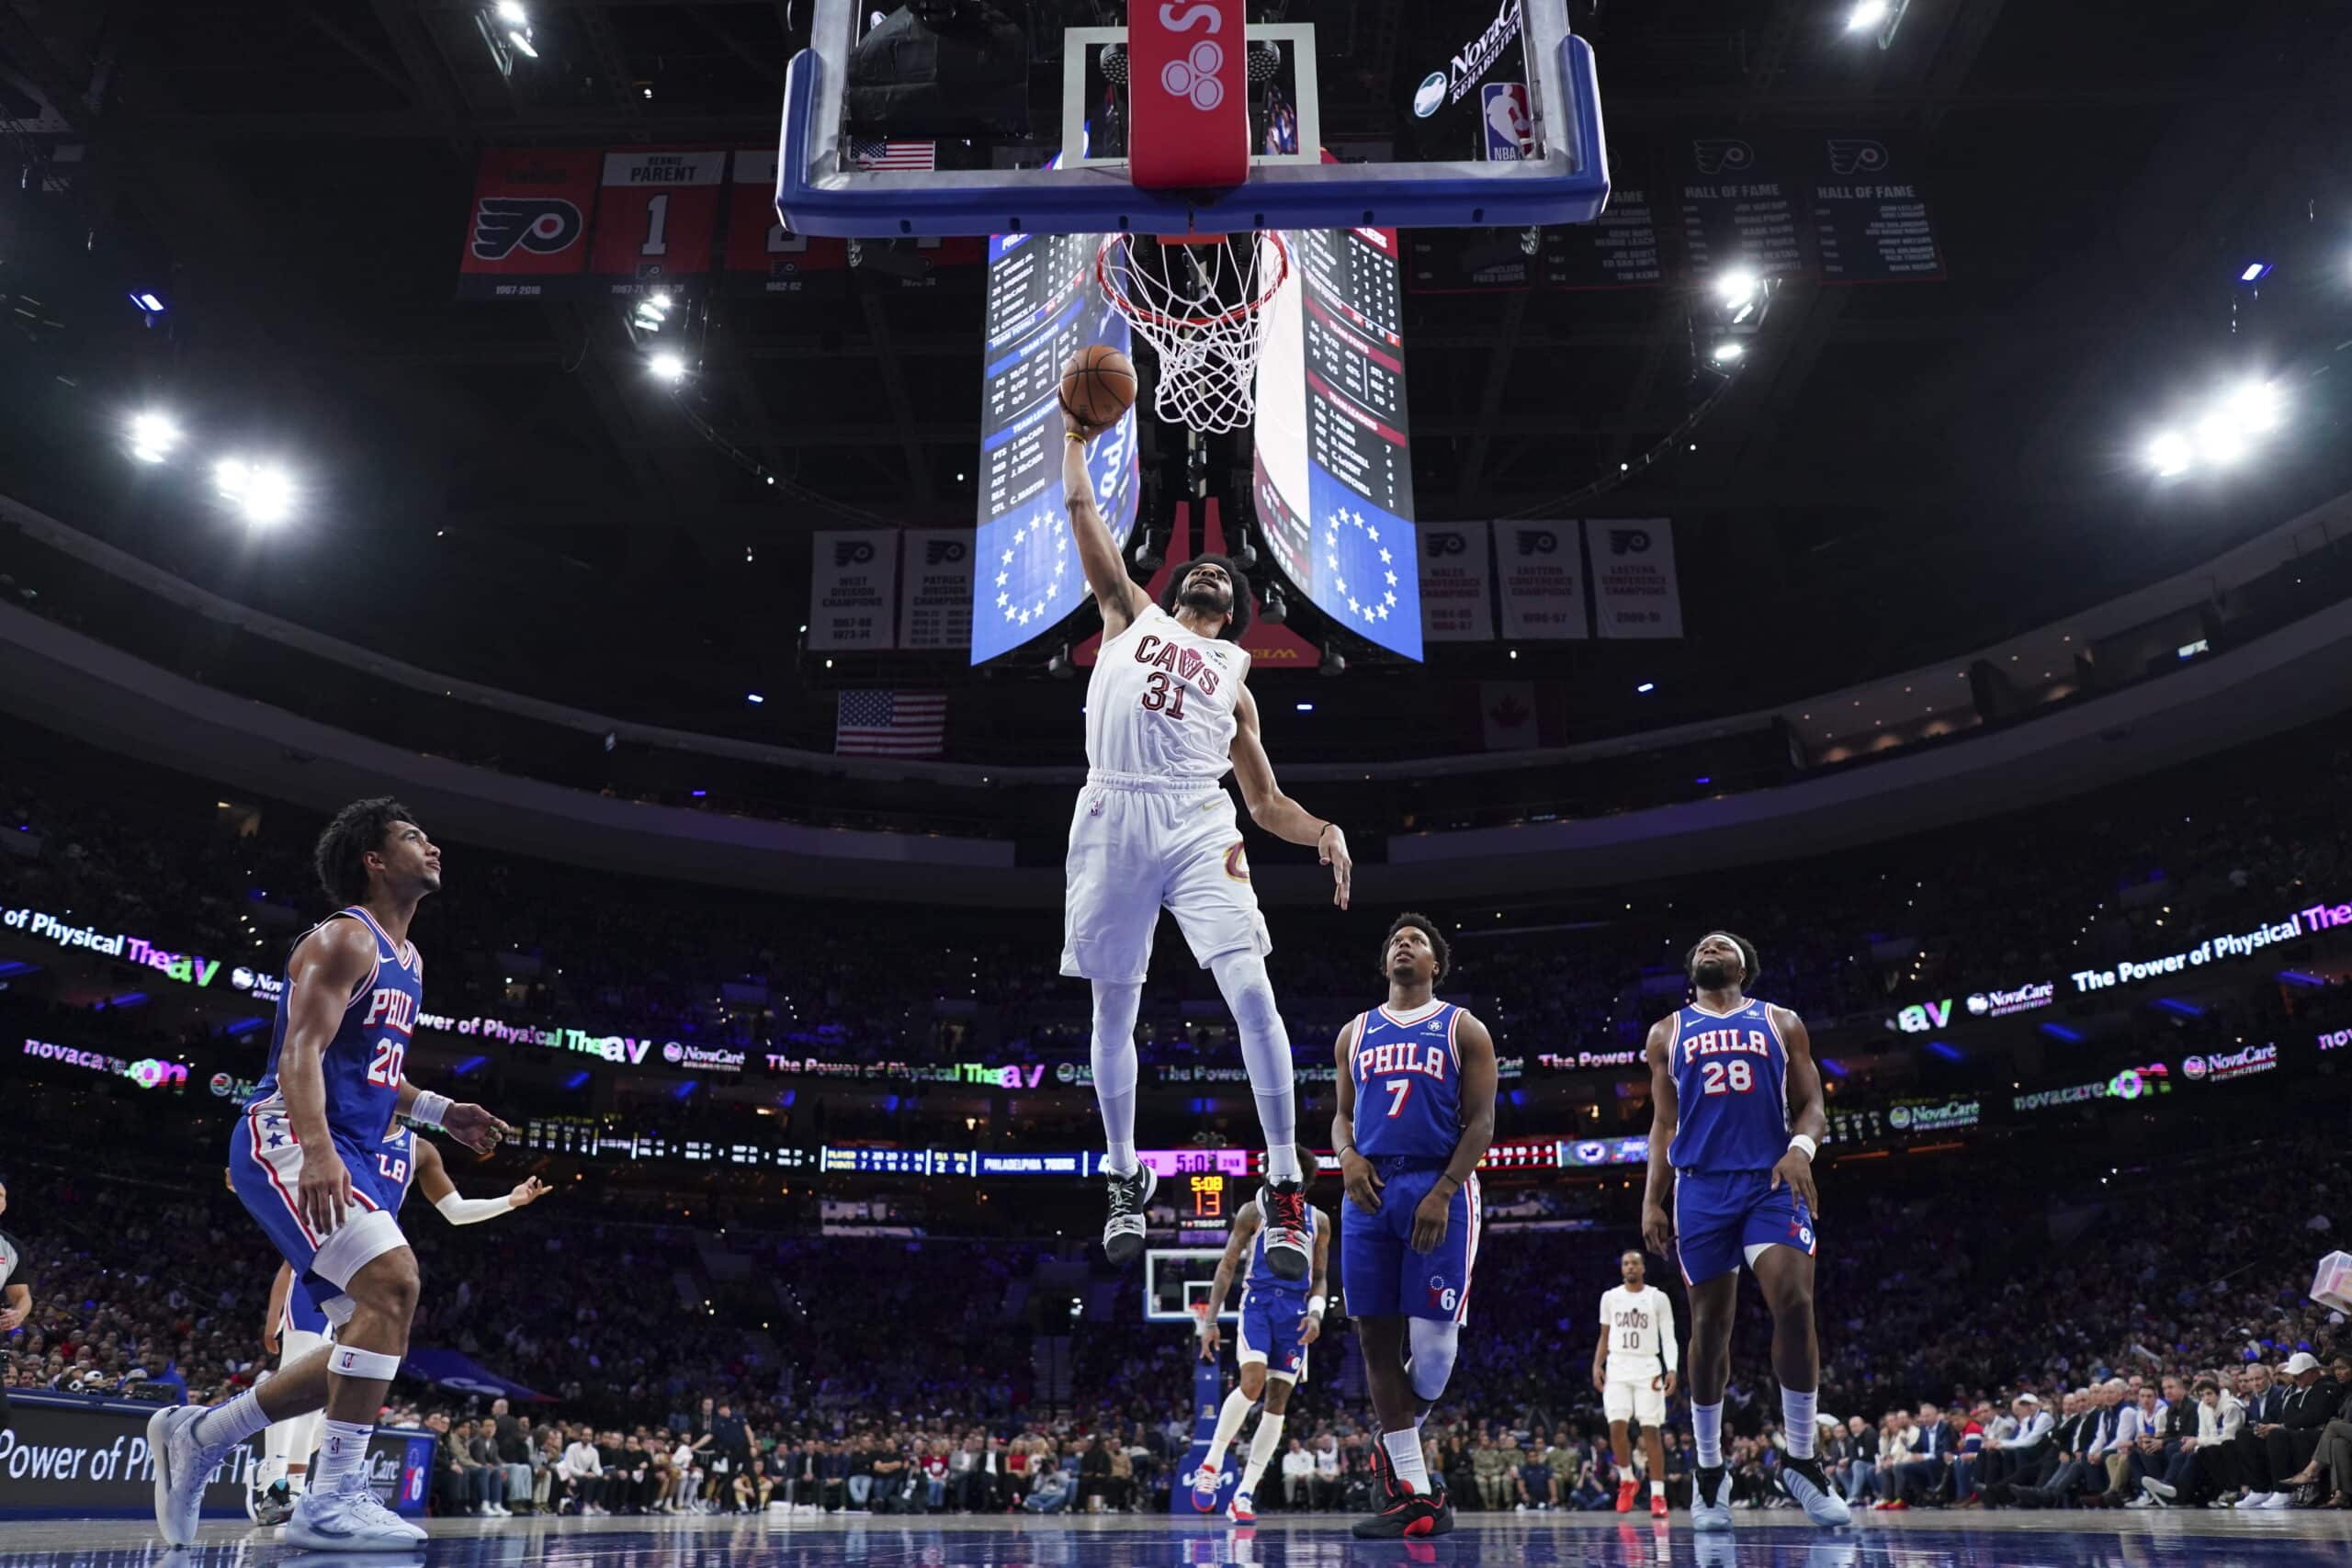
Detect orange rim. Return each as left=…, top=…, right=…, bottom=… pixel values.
left=1093, top=231, right=1291, bottom=333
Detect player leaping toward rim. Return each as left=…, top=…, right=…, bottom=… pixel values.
left=1641, top=931, right=1849, bottom=1531
left=1060, top=402, right=1351, bottom=1281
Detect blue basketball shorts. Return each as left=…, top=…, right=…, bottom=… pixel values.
left=229, top=1096, right=412, bottom=1325
left=1672, top=1168, right=1815, bottom=1286
left=1236, top=1288, right=1313, bottom=1383
left=283, top=1279, right=331, bottom=1337
left=1340, top=1160, right=1482, bottom=1324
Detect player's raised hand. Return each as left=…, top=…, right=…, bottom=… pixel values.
left=299, top=1145, right=355, bottom=1237
left=444, top=1102, right=515, bottom=1156
left=1641, top=1201, right=1674, bottom=1260
left=1317, top=823, right=1352, bottom=909
left=509, top=1176, right=553, bottom=1208
left=1769, top=1145, right=1821, bottom=1222
left=1408, top=1186, right=1451, bottom=1253
left=1340, top=1149, right=1384, bottom=1214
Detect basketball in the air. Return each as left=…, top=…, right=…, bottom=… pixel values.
left=1060, top=344, right=1137, bottom=429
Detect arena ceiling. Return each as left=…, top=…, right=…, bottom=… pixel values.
left=1, top=0, right=2347, bottom=758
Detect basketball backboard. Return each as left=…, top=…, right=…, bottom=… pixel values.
left=777, top=0, right=1608, bottom=240
left=1145, top=1247, right=1240, bottom=1325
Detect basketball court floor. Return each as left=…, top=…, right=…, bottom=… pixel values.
left=6, top=1513, right=2349, bottom=1568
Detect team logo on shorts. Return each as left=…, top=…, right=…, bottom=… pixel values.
left=1089, top=795, right=1106, bottom=818
left=1224, top=842, right=1250, bottom=881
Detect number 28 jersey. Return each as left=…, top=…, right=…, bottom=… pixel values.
left=1666, top=998, right=1791, bottom=1173
left=1084, top=604, right=1250, bottom=783
left=248, top=908, right=423, bottom=1145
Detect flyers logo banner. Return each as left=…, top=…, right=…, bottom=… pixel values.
left=472, top=198, right=582, bottom=260
left=1692, top=139, right=1754, bottom=175
left=1826, top=138, right=1889, bottom=175
left=458, top=148, right=599, bottom=300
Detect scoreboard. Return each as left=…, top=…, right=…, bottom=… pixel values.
left=1250, top=226, right=1422, bottom=660
left=1183, top=1172, right=1228, bottom=1224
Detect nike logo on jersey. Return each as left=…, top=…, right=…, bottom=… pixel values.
left=1679, top=1027, right=1770, bottom=1065
left=1356, top=1042, right=1449, bottom=1081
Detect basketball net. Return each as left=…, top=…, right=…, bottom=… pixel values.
left=1097, top=231, right=1289, bottom=435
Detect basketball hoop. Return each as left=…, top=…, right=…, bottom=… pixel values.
left=1096, top=231, right=1290, bottom=435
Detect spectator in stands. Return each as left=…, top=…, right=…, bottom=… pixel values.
left=558, top=1427, right=602, bottom=1514
left=1281, top=1437, right=1315, bottom=1508
left=1515, top=1445, right=1555, bottom=1511
left=1023, top=1448, right=1072, bottom=1514
left=1891, top=1400, right=1958, bottom=1508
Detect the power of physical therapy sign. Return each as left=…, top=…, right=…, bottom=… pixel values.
left=1128, top=1, right=1249, bottom=190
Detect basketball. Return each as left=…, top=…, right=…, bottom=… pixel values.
left=1060, top=344, right=1136, bottom=430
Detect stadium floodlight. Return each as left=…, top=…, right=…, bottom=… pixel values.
left=2238, top=261, right=2272, bottom=284
left=494, top=0, right=528, bottom=23
left=128, top=412, right=182, bottom=463
left=2220, top=378, right=2282, bottom=436
left=1714, top=269, right=1758, bottom=310
left=649, top=351, right=688, bottom=382
left=214, top=458, right=294, bottom=525
left=1635, top=682, right=1656, bottom=694
left=2145, top=431, right=2192, bottom=477
left=1710, top=340, right=1745, bottom=364
left=2192, top=411, right=2247, bottom=468
left=746, top=693, right=765, bottom=705
left=508, top=28, right=537, bottom=58
left=649, top=291, right=674, bottom=311
left=128, top=290, right=166, bottom=315
left=1846, top=0, right=1889, bottom=31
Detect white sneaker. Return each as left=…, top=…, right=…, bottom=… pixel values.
left=2143, top=1476, right=2177, bottom=1501
left=2125, top=1495, right=2157, bottom=1510
left=2239, top=1492, right=2275, bottom=1508
left=149, top=1404, right=231, bottom=1547
left=287, top=1481, right=429, bottom=1550
left=1691, top=1467, right=1736, bottom=1534
left=2258, top=1492, right=2294, bottom=1509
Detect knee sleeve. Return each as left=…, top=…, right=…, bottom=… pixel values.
left=1407, top=1320, right=1459, bottom=1402
left=1090, top=981, right=1142, bottom=1065
left=1208, top=952, right=1281, bottom=1037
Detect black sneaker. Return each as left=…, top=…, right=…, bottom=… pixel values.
left=1261, top=1179, right=1310, bottom=1281
left=1102, top=1164, right=1158, bottom=1265
left=249, top=1480, right=294, bottom=1528
left=1352, top=1484, right=1453, bottom=1539
left=1778, top=1453, right=1854, bottom=1527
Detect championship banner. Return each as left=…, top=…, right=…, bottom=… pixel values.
left=807, top=530, right=899, bottom=651
left=724, top=150, right=847, bottom=297
left=1419, top=522, right=1495, bottom=642
left=1494, top=521, right=1588, bottom=639
left=1589, top=518, right=1682, bottom=638
left=456, top=148, right=598, bottom=301
left=897, top=530, right=976, bottom=650
left=586, top=148, right=728, bottom=297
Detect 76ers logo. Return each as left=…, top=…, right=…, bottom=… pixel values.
left=1428, top=1275, right=1458, bottom=1314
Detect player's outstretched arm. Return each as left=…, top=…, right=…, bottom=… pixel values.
left=1229, top=684, right=1351, bottom=908
left=1200, top=1203, right=1260, bottom=1360
left=1063, top=417, right=1148, bottom=638
left=394, top=1069, right=514, bottom=1156
left=1330, top=1017, right=1381, bottom=1214
left=279, top=918, right=383, bottom=1236
left=1410, top=1011, right=1498, bottom=1253
left=1639, top=1017, right=1679, bottom=1259
left=1769, top=1005, right=1827, bottom=1221
left=414, top=1136, right=551, bottom=1225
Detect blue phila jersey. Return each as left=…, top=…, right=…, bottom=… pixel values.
left=250, top=908, right=423, bottom=1145
left=1666, top=998, right=1791, bottom=1173
left=1348, top=999, right=1465, bottom=1162
left=1243, top=1195, right=1319, bottom=1297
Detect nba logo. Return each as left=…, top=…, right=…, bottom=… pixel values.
left=1480, top=83, right=1532, bottom=162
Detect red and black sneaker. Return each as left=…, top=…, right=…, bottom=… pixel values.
left=1352, top=1483, right=1454, bottom=1540
left=1261, top=1179, right=1310, bottom=1281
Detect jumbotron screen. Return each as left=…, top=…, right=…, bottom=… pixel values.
left=1250, top=226, right=1422, bottom=660
left=970, top=231, right=1141, bottom=665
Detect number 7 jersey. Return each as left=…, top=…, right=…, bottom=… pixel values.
left=1347, top=999, right=1466, bottom=1161
left=1084, top=603, right=1249, bottom=782
left=1666, top=998, right=1791, bottom=1173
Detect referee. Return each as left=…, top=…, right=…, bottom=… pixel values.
left=1, top=1178, right=30, bottom=1427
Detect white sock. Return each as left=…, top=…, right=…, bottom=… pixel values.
left=1383, top=1430, right=1430, bottom=1496
left=1651, top=1479, right=1666, bottom=1496
left=311, top=1418, right=374, bottom=1495
left=1240, top=1413, right=1284, bottom=1495
left=1202, top=1386, right=1254, bottom=1472
left=192, top=1389, right=269, bottom=1450
left=1781, top=1387, right=1817, bottom=1458
left=1210, top=952, right=1298, bottom=1180
left=1693, top=1402, right=1724, bottom=1469
left=1089, top=981, right=1143, bottom=1174
left=288, top=1463, right=310, bottom=1497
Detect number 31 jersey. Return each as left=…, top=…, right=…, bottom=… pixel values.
left=1084, top=603, right=1250, bottom=782
left=1666, top=998, right=1791, bottom=1173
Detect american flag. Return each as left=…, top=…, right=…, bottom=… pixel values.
left=849, top=138, right=937, bottom=172
left=835, top=691, right=947, bottom=757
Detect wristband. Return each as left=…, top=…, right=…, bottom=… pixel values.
left=1787, top=1134, right=1818, bottom=1160
left=1308, top=1296, right=1327, bottom=1319
left=410, top=1089, right=453, bottom=1129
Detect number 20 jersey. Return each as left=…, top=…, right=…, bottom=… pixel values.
left=1666, top=998, right=1791, bottom=1173
left=1083, top=603, right=1250, bottom=782
left=248, top=908, right=422, bottom=1145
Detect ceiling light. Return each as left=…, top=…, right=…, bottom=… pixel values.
left=128, top=291, right=166, bottom=315
left=1635, top=682, right=1656, bottom=694
left=650, top=351, right=688, bottom=382
left=747, top=693, right=765, bottom=705
left=2237, top=261, right=2271, bottom=284
left=2220, top=379, right=2281, bottom=436
left=1846, top=0, right=1889, bottom=31
left=2146, top=431, right=2191, bottom=477
left=127, top=412, right=182, bottom=463
left=1714, top=269, right=1758, bottom=309
left=2193, top=411, right=2246, bottom=467
left=215, top=459, right=294, bottom=525
left=1711, top=340, right=1744, bottom=364
left=507, top=28, right=537, bottom=57
left=494, top=0, right=529, bottom=23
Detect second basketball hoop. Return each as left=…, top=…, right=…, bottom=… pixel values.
left=1095, top=231, right=1290, bottom=435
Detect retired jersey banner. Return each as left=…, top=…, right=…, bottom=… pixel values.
left=457, top=148, right=598, bottom=300
left=725, top=150, right=846, bottom=297
left=1495, top=521, right=1588, bottom=639
left=1419, top=522, right=1495, bottom=642
left=897, top=530, right=975, bottom=650
left=587, top=149, right=728, bottom=296
left=1589, top=518, right=1682, bottom=638
left=807, top=530, right=899, bottom=652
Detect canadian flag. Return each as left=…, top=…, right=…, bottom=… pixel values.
left=1481, top=681, right=1538, bottom=750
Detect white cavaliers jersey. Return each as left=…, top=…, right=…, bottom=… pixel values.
left=1600, top=1284, right=1677, bottom=1381
left=1084, top=603, right=1249, bottom=782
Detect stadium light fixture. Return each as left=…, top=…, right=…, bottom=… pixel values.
left=1711, top=340, right=1745, bottom=365
left=649, top=351, right=688, bottom=382
left=2221, top=378, right=2281, bottom=436
left=127, top=412, right=183, bottom=463
left=2145, top=431, right=2191, bottom=477
left=2192, top=410, right=2247, bottom=467
left=746, top=693, right=764, bottom=705
left=508, top=28, right=538, bottom=59
left=2238, top=261, right=2272, bottom=284
left=1845, top=0, right=1889, bottom=31
left=128, top=290, right=166, bottom=315
left=1635, top=682, right=1656, bottom=694
left=1714, top=269, right=1758, bottom=310
left=494, top=0, right=528, bottom=23
left=214, top=458, right=294, bottom=525
left=1295, top=702, right=1314, bottom=713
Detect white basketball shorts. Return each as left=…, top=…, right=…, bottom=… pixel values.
left=1060, top=774, right=1272, bottom=985
left=1604, top=1374, right=1668, bottom=1427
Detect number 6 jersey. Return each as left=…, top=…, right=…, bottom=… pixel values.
left=1666, top=998, right=1791, bottom=1172
left=247, top=907, right=423, bottom=1144
left=1084, top=603, right=1250, bottom=783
